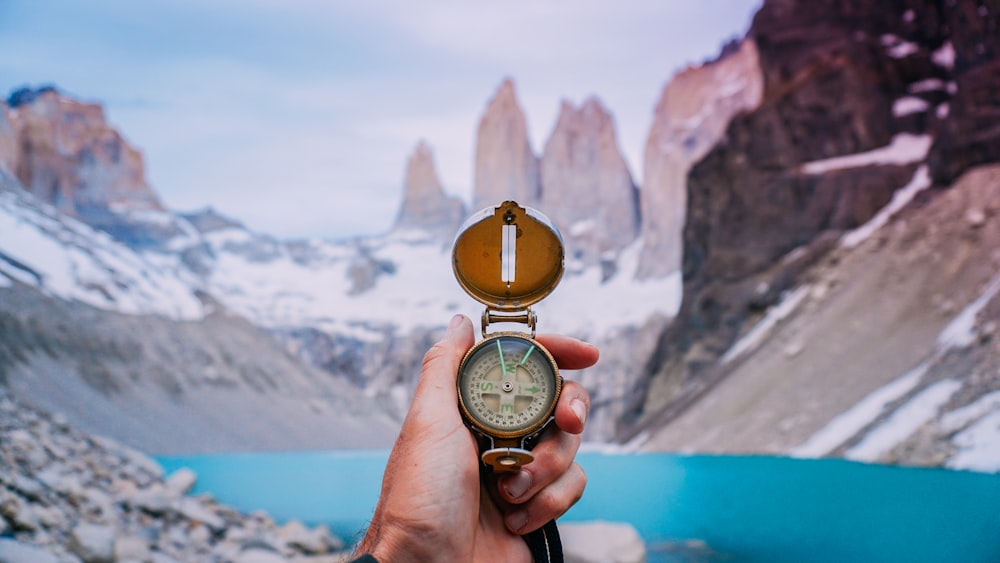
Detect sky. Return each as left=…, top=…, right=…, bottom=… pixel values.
left=0, top=0, right=761, bottom=240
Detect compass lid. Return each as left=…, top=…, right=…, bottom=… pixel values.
left=452, top=201, right=564, bottom=310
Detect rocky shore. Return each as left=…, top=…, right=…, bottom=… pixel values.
left=0, top=389, right=352, bottom=562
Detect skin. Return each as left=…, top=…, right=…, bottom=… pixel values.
left=356, top=314, right=598, bottom=562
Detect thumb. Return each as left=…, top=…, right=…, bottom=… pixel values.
left=412, top=314, right=474, bottom=409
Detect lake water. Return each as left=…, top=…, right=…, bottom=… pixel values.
left=157, top=451, right=1000, bottom=562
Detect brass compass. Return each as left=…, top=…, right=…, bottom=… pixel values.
left=453, top=201, right=564, bottom=472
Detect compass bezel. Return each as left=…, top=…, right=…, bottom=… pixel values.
left=457, top=332, right=563, bottom=441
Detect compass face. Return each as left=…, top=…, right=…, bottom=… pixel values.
left=458, top=334, right=560, bottom=438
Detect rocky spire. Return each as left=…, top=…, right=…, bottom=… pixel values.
left=473, top=78, right=540, bottom=211
left=0, top=102, right=17, bottom=177
left=6, top=87, right=164, bottom=219
left=393, top=140, right=465, bottom=237
left=636, top=39, right=764, bottom=280
left=540, top=97, right=639, bottom=270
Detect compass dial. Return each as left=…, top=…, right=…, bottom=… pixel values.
left=458, top=334, right=560, bottom=438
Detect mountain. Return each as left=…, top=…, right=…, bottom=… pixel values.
left=1, top=0, right=998, bottom=472
left=473, top=78, right=541, bottom=210
left=540, top=97, right=640, bottom=274
left=392, top=140, right=466, bottom=238
left=623, top=0, right=1000, bottom=472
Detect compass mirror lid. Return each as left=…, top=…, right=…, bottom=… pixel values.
left=452, top=201, right=564, bottom=311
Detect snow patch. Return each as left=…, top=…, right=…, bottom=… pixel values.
left=908, top=79, right=947, bottom=93
left=932, top=41, right=956, bottom=69
left=881, top=34, right=920, bottom=58
left=937, top=271, right=1000, bottom=349
left=892, top=96, right=929, bottom=117
left=721, top=286, right=810, bottom=364
left=841, top=165, right=931, bottom=249
left=800, top=134, right=931, bottom=175
left=790, top=362, right=927, bottom=458
left=845, top=379, right=961, bottom=463
left=948, top=410, right=1000, bottom=473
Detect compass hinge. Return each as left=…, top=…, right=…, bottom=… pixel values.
left=481, top=307, right=537, bottom=338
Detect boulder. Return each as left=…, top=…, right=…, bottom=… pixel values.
left=561, top=520, right=646, bottom=563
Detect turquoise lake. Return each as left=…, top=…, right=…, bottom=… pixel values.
left=157, top=451, right=1000, bottom=562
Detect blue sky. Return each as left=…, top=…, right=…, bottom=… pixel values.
left=0, top=0, right=761, bottom=239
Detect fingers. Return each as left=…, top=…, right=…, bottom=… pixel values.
left=534, top=334, right=599, bottom=370
left=502, top=462, right=587, bottom=535
left=410, top=314, right=474, bottom=412
left=495, top=381, right=590, bottom=510
left=553, top=380, right=590, bottom=435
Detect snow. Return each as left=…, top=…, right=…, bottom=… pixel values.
left=0, top=190, right=204, bottom=320
left=892, top=96, right=929, bottom=117
left=790, top=362, right=927, bottom=458
left=937, top=271, right=1000, bottom=349
left=721, top=286, right=810, bottom=364
left=846, top=379, right=961, bottom=463
left=800, top=134, right=931, bottom=175
left=841, top=165, right=931, bottom=249
left=881, top=34, right=920, bottom=59
left=948, top=410, right=1000, bottom=473
left=908, top=78, right=947, bottom=93
left=0, top=272, right=10, bottom=287
left=540, top=237, right=681, bottom=337
left=932, top=41, right=956, bottom=69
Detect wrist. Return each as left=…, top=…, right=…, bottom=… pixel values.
left=356, top=512, right=440, bottom=563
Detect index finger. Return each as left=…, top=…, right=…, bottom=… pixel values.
left=533, top=334, right=599, bottom=370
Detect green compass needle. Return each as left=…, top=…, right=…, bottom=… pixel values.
left=519, top=344, right=536, bottom=366
left=496, top=339, right=507, bottom=376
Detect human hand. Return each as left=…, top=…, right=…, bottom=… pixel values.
left=355, top=314, right=597, bottom=562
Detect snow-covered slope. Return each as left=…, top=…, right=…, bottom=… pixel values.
left=639, top=164, right=1000, bottom=473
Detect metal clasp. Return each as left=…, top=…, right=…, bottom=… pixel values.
left=481, top=307, right=537, bottom=338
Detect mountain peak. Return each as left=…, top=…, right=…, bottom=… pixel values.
left=1, top=86, right=165, bottom=224
left=540, top=96, right=639, bottom=271
left=473, top=78, right=540, bottom=210
left=392, top=140, right=465, bottom=237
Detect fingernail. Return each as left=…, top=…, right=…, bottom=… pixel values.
left=506, top=509, right=528, bottom=534
left=445, top=314, right=464, bottom=338
left=571, top=398, right=588, bottom=426
left=503, top=470, right=532, bottom=500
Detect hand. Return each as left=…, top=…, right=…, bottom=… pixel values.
left=355, top=314, right=597, bottom=562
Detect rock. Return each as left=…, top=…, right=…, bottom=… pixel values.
left=176, top=497, right=226, bottom=532
left=392, top=140, right=466, bottom=238
left=114, top=536, right=153, bottom=563
left=163, top=468, right=197, bottom=496
left=277, top=519, right=342, bottom=554
left=637, top=38, right=763, bottom=280
left=126, top=484, right=171, bottom=515
left=0, top=492, right=40, bottom=531
left=561, top=521, right=646, bottom=563
left=68, top=523, right=115, bottom=563
left=4, top=87, right=164, bottom=220
left=235, top=548, right=286, bottom=563
left=0, top=538, right=61, bottom=563
left=473, top=78, right=541, bottom=210
left=964, top=208, right=986, bottom=228
left=539, top=97, right=640, bottom=269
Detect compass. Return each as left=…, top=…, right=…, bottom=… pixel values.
left=453, top=201, right=564, bottom=472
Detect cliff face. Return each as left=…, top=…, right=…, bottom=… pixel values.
left=637, top=39, right=764, bottom=280
left=540, top=98, right=639, bottom=270
left=627, top=0, right=1000, bottom=433
left=473, top=79, right=541, bottom=211
left=3, top=88, right=163, bottom=219
left=393, top=140, right=466, bottom=237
